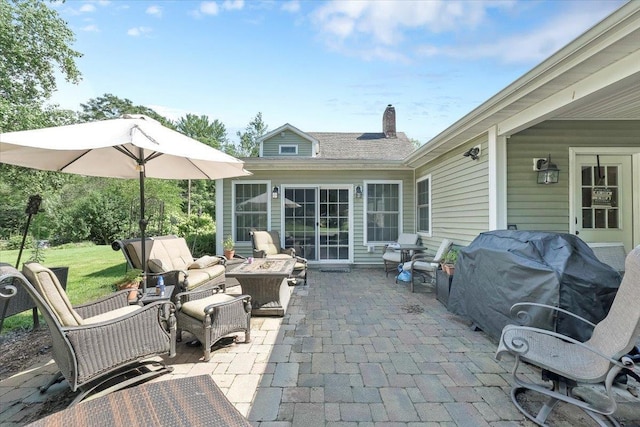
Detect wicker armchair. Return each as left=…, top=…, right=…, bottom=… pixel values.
left=251, top=230, right=308, bottom=285
left=496, top=247, right=640, bottom=426
left=175, top=286, right=252, bottom=362
left=2, top=262, right=176, bottom=404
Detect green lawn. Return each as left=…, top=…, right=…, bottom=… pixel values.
left=1, top=244, right=128, bottom=332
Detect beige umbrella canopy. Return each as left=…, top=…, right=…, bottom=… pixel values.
left=0, top=114, right=251, bottom=290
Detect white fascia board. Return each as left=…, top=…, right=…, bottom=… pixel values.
left=498, top=49, right=640, bottom=137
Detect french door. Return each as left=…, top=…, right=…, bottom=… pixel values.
left=573, top=154, right=633, bottom=252
left=283, top=187, right=351, bottom=262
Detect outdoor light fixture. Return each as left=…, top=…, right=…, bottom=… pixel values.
left=355, top=185, right=363, bottom=198
left=272, top=186, right=279, bottom=199
left=536, top=154, right=560, bottom=184
left=463, top=146, right=480, bottom=160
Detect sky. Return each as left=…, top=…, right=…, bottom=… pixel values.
left=49, top=0, right=626, bottom=144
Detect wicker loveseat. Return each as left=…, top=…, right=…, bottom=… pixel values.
left=112, top=235, right=227, bottom=296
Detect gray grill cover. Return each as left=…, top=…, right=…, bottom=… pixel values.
left=448, top=231, right=621, bottom=342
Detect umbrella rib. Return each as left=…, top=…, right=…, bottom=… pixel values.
left=114, top=145, right=139, bottom=162
left=59, top=150, right=92, bottom=172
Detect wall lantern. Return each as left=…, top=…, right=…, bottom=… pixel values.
left=536, top=154, right=560, bottom=184
left=272, top=186, right=279, bottom=199
left=355, top=185, right=363, bottom=198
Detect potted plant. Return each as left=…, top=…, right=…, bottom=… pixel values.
left=114, top=269, right=143, bottom=303
left=223, top=235, right=235, bottom=260
left=442, top=249, right=458, bottom=276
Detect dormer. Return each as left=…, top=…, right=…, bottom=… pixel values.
left=258, top=123, right=319, bottom=157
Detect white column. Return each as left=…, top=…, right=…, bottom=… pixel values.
left=215, top=179, right=224, bottom=254
left=488, top=126, right=507, bottom=230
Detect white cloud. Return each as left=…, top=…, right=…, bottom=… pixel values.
left=127, top=26, right=152, bottom=37
left=146, top=5, right=162, bottom=17
left=200, top=1, right=219, bottom=16
left=222, top=0, right=244, bottom=11
left=80, top=24, right=100, bottom=32
left=281, top=1, right=300, bottom=13
left=311, top=1, right=512, bottom=47
left=416, top=1, right=624, bottom=65
left=79, top=4, right=96, bottom=13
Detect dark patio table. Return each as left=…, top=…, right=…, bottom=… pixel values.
left=27, top=375, right=250, bottom=427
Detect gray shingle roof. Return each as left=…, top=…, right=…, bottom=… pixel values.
left=307, top=132, right=414, bottom=160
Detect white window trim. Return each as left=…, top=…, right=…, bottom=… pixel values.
left=279, top=144, right=298, bottom=155
left=231, top=180, right=272, bottom=245
left=362, top=179, right=403, bottom=245
left=416, top=174, right=432, bottom=238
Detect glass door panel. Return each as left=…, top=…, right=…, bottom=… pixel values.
left=318, top=188, right=349, bottom=260
left=284, top=188, right=316, bottom=260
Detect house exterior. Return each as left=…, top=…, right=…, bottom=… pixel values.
left=216, top=105, right=417, bottom=266
left=217, top=1, right=640, bottom=263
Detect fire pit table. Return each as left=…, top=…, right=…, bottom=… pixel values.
left=226, top=258, right=295, bottom=316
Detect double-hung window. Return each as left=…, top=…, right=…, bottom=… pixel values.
left=234, top=182, right=268, bottom=243
left=365, top=181, right=401, bottom=243
left=417, top=175, right=431, bottom=235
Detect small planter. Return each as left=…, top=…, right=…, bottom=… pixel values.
left=117, top=281, right=140, bottom=303
left=442, top=264, right=455, bottom=276
left=224, top=249, right=236, bottom=260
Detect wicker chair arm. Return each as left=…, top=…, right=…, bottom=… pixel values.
left=295, top=255, right=308, bottom=264
left=74, top=290, right=130, bottom=318
left=283, top=247, right=296, bottom=257
left=202, top=294, right=252, bottom=315
left=510, top=302, right=597, bottom=329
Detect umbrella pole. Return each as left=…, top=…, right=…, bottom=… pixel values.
left=138, top=157, right=148, bottom=293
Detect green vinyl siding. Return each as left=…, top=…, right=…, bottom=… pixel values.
left=222, top=168, right=414, bottom=264
left=506, top=120, right=640, bottom=232
left=262, top=131, right=314, bottom=157
left=416, top=138, right=489, bottom=249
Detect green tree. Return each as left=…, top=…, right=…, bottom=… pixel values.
left=176, top=113, right=228, bottom=149
left=0, top=0, right=83, bottom=238
left=235, top=112, right=268, bottom=157
left=0, top=0, right=82, bottom=106
left=0, top=0, right=82, bottom=133
left=78, top=93, right=175, bottom=128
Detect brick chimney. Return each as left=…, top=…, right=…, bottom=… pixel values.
left=383, top=104, right=396, bottom=138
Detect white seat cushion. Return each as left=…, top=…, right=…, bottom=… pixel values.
left=403, top=261, right=438, bottom=272
left=84, top=305, right=141, bottom=324
left=382, top=252, right=402, bottom=263
left=181, top=294, right=236, bottom=320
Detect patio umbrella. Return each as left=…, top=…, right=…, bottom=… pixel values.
left=0, top=114, right=251, bottom=291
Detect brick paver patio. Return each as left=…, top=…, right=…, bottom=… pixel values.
left=2, top=267, right=639, bottom=425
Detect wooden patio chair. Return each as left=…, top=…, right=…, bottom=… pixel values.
left=496, top=246, right=640, bottom=426
left=1, top=262, right=176, bottom=405
left=251, top=230, right=308, bottom=285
